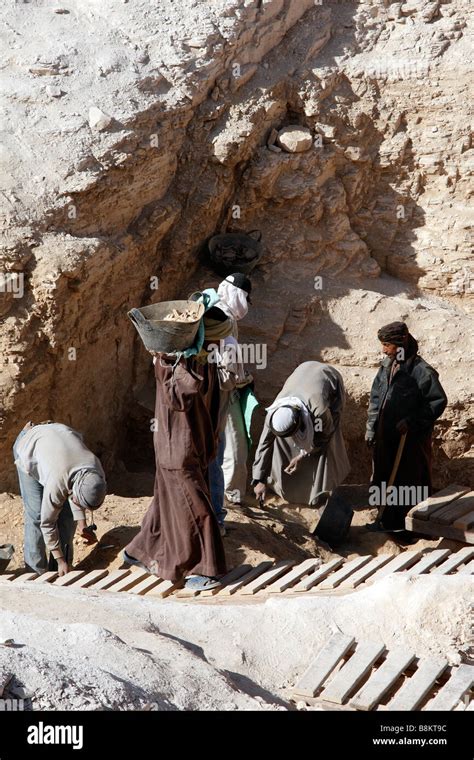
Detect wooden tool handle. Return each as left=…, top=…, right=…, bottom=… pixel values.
left=388, top=432, right=407, bottom=488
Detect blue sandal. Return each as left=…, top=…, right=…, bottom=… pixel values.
left=122, top=550, right=148, bottom=571
left=184, top=575, right=221, bottom=591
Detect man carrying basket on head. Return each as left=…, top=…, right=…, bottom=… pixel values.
left=125, top=291, right=230, bottom=592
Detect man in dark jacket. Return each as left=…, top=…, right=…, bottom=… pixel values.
left=366, top=321, right=447, bottom=531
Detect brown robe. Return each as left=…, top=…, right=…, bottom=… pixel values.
left=125, top=355, right=226, bottom=581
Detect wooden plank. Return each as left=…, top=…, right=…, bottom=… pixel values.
left=431, top=547, right=474, bottom=575
left=106, top=569, right=150, bottom=592
left=339, top=555, right=392, bottom=589
left=367, top=551, right=422, bottom=583
left=266, top=558, right=321, bottom=594
left=67, top=569, right=109, bottom=588
left=92, top=569, right=130, bottom=590
left=218, top=561, right=273, bottom=596
left=320, top=641, right=386, bottom=704
left=386, top=658, right=448, bottom=711
left=11, top=572, right=38, bottom=583
left=175, top=584, right=200, bottom=599
left=454, top=510, right=474, bottom=530
left=128, top=575, right=163, bottom=596
left=147, top=579, right=181, bottom=598
left=404, top=549, right=451, bottom=577
left=319, top=556, right=372, bottom=590
left=241, top=560, right=296, bottom=595
left=457, top=559, right=474, bottom=575
left=291, top=558, right=344, bottom=592
left=293, top=633, right=355, bottom=698
left=425, top=665, right=474, bottom=711
left=53, top=570, right=87, bottom=587
left=34, top=571, right=59, bottom=584
left=350, top=648, right=416, bottom=711
left=433, top=492, right=474, bottom=525
left=200, top=564, right=252, bottom=597
left=409, top=484, right=470, bottom=521
left=405, top=516, right=474, bottom=545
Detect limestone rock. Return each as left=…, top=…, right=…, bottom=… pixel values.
left=276, top=126, right=313, bottom=153
left=88, top=107, right=113, bottom=132
left=46, top=85, right=63, bottom=98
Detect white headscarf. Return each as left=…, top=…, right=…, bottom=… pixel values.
left=266, top=396, right=314, bottom=454
left=216, top=280, right=249, bottom=321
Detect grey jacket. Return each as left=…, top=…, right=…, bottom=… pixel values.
left=14, top=423, right=105, bottom=558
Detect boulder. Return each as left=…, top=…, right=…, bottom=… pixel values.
left=88, top=107, right=113, bottom=132
left=276, top=126, right=313, bottom=153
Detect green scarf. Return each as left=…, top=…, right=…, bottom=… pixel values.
left=195, top=316, right=233, bottom=363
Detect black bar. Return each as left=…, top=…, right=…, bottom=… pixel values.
left=0, top=710, right=471, bottom=758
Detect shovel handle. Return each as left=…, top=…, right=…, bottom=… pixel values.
left=388, top=432, right=407, bottom=488
left=377, top=432, right=408, bottom=523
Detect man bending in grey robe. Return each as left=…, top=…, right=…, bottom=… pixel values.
left=13, top=422, right=107, bottom=576
left=252, top=362, right=350, bottom=505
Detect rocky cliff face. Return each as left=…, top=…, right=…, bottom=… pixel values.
left=1, top=0, right=472, bottom=489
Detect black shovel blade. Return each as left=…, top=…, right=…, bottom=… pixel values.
left=313, top=493, right=353, bottom=546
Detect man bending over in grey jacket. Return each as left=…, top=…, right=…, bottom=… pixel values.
left=13, top=422, right=107, bottom=576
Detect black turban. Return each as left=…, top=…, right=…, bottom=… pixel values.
left=377, top=321, right=409, bottom=346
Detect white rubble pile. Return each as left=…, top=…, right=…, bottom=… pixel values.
left=0, top=573, right=471, bottom=710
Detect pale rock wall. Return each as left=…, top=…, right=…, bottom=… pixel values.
left=0, top=0, right=472, bottom=489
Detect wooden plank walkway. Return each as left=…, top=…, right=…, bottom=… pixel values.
left=240, top=560, right=295, bottom=595
left=430, top=547, right=474, bottom=575
left=339, top=555, right=391, bottom=589
left=0, top=546, right=471, bottom=602
left=409, top=485, right=470, bottom=521
left=404, top=549, right=450, bottom=576
left=54, top=570, right=87, bottom=587
left=200, top=564, right=252, bottom=597
left=318, top=556, right=371, bottom=590
left=292, top=633, right=355, bottom=698
left=266, top=558, right=320, bottom=594
left=291, top=558, right=344, bottom=592
left=434, top=492, right=474, bottom=526
left=11, top=572, right=38, bottom=583
left=367, top=551, right=422, bottom=582
left=320, top=641, right=385, bottom=704
left=424, top=665, right=474, bottom=711
left=350, top=648, right=416, bottom=711
left=291, top=638, right=473, bottom=712
left=406, top=485, right=474, bottom=544
left=217, top=561, right=273, bottom=597
left=386, top=658, right=448, bottom=711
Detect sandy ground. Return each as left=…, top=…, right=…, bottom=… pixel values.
left=0, top=472, right=464, bottom=575
left=0, top=471, right=471, bottom=712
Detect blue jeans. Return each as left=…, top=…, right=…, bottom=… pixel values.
left=13, top=431, right=75, bottom=575
left=208, top=433, right=227, bottom=527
